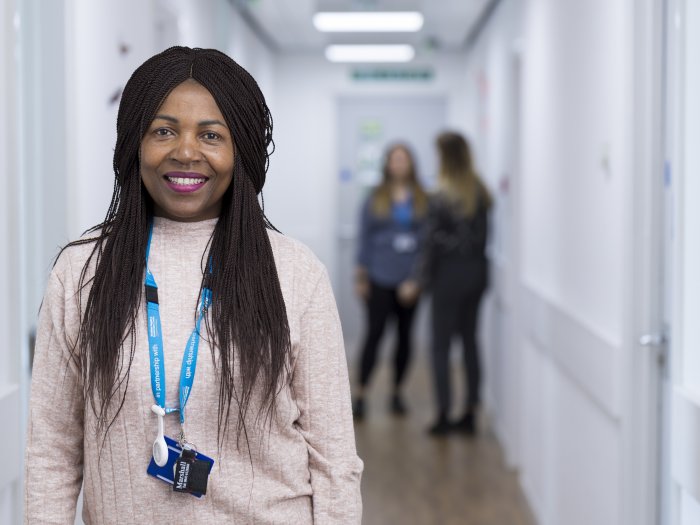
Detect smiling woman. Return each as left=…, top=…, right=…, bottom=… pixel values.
left=24, top=47, right=363, bottom=524
left=140, top=80, right=235, bottom=222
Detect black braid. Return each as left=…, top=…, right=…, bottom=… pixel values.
left=60, top=47, right=290, bottom=446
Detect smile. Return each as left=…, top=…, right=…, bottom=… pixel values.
left=163, top=172, right=209, bottom=193
left=167, top=176, right=206, bottom=185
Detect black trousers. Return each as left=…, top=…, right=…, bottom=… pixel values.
left=358, top=281, right=417, bottom=389
left=431, top=275, right=486, bottom=417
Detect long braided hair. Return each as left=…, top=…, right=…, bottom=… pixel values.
left=65, top=46, right=290, bottom=445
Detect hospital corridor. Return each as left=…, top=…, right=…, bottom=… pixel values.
left=1, top=0, right=700, bottom=524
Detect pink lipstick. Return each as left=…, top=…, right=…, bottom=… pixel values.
left=163, top=172, right=208, bottom=193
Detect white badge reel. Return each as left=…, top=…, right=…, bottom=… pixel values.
left=392, top=233, right=417, bottom=253
left=151, top=404, right=169, bottom=467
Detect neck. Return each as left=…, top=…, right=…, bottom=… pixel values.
left=151, top=215, right=219, bottom=236
left=152, top=206, right=221, bottom=223
left=390, top=182, right=410, bottom=201
left=389, top=179, right=409, bottom=189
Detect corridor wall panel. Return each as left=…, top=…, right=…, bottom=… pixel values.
left=519, top=0, right=631, bottom=344
left=65, top=0, right=161, bottom=237
left=462, top=0, right=638, bottom=524
left=518, top=340, right=553, bottom=522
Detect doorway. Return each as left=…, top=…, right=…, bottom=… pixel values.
left=335, top=95, right=447, bottom=363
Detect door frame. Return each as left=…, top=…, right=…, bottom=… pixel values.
left=666, top=0, right=700, bottom=522
left=624, top=0, right=667, bottom=524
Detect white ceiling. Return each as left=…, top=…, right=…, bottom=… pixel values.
left=234, top=0, right=492, bottom=55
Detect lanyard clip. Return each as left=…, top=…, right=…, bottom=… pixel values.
left=178, top=424, right=187, bottom=449
left=178, top=423, right=197, bottom=452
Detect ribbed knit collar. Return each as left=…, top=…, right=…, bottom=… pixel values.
left=152, top=216, right=218, bottom=238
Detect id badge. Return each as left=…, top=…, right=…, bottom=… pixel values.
left=392, top=233, right=417, bottom=253
left=146, top=435, right=214, bottom=498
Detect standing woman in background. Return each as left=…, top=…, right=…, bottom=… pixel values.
left=24, top=46, right=362, bottom=524
left=353, top=143, right=428, bottom=419
left=424, top=131, right=492, bottom=436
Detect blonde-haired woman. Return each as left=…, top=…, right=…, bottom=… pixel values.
left=353, top=143, right=428, bottom=419
left=423, top=131, right=492, bottom=436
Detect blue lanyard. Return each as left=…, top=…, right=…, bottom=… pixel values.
left=145, top=221, right=212, bottom=425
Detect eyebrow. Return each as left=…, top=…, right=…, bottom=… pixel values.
left=153, top=114, right=228, bottom=127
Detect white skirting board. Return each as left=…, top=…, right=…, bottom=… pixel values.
left=672, top=387, right=700, bottom=505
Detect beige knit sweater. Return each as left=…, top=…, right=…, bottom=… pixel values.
left=24, top=217, right=363, bottom=524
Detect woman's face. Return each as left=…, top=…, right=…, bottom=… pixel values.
left=387, top=147, right=413, bottom=184
left=140, top=80, right=234, bottom=222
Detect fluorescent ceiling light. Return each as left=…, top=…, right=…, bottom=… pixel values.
left=313, top=12, right=424, bottom=32
left=325, top=45, right=415, bottom=63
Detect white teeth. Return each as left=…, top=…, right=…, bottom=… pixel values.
left=166, top=177, right=206, bottom=186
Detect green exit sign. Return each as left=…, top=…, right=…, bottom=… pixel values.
left=351, top=68, right=434, bottom=82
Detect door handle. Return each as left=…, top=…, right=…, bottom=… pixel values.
left=639, top=332, right=669, bottom=368
left=639, top=333, right=668, bottom=346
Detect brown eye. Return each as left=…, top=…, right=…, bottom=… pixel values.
left=203, top=132, right=221, bottom=141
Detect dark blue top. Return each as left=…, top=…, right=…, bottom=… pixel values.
left=356, top=193, right=426, bottom=288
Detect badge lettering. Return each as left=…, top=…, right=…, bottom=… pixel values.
left=175, top=461, right=190, bottom=490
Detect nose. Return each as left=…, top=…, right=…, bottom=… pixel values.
left=170, top=132, right=202, bottom=165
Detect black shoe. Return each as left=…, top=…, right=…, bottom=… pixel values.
left=352, top=398, right=365, bottom=420
left=452, top=412, right=476, bottom=436
left=428, top=416, right=451, bottom=436
left=390, top=394, right=407, bottom=416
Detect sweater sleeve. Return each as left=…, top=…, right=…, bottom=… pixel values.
left=25, top=258, right=85, bottom=524
left=292, top=265, right=363, bottom=524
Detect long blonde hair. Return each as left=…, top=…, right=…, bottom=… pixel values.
left=371, top=143, right=428, bottom=218
left=436, top=132, right=492, bottom=217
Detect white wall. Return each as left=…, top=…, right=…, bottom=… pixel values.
left=1, top=0, right=25, bottom=522
left=19, top=0, right=71, bottom=332
left=267, top=53, right=469, bottom=283
left=464, top=1, right=640, bottom=524
left=166, top=0, right=276, bottom=103
left=520, top=0, right=632, bottom=341
left=65, top=0, right=161, bottom=239
left=1, top=0, right=20, bottom=391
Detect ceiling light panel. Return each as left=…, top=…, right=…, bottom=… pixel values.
left=325, top=44, right=416, bottom=63
left=313, top=12, right=424, bottom=32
